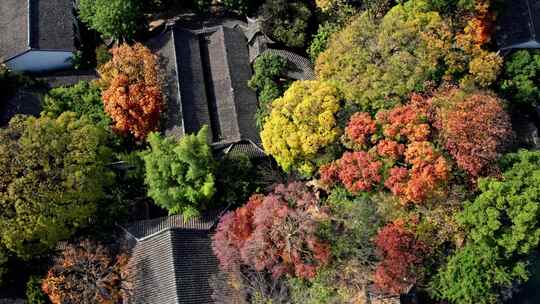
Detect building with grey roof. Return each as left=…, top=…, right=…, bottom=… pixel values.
left=495, top=0, right=540, bottom=50
left=122, top=213, right=228, bottom=304
left=148, top=19, right=265, bottom=157
left=0, top=0, right=76, bottom=72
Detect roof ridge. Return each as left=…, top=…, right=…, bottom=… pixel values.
left=526, top=0, right=537, bottom=40
left=221, top=27, right=244, bottom=142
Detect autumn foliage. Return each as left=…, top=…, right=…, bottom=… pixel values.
left=321, top=95, right=450, bottom=204
left=99, top=43, right=163, bottom=141
left=374, top=221, right=426, bottom=295
left=434, top=88, right=512, bottom=178
left=212, top=182, right=330, bottom=279
left=42, top=240, right=129, bottom=304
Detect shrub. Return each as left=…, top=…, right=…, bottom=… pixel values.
left=42, top=81, right=110, bottom=128
left=142, top=126, right=216, bottom=219
left=500, top=50, right=540, bottom=105
left=0, top=113, right=112, bottom=259
left=26, top=276, right=47, bottom=304
left=212, top=182, right=330, bottom=279
left=260, top=80, right=342, bottom=176
left=78, top=0, right=143, bottom=41
left=259, top=0, right=312, bottom=48
left=434, top=88, right=512, bottom=178
left=42, top=240, right=129, bottom=304
left=99, top=43, right=164, bottom=141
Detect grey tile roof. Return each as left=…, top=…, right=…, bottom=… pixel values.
left=495, top=0, right=540, bottom=50
left=30, top=0, right=75, bottom=51
left=124, top=214, right=226, bottom=304
left=0, top=0, right=75, bottom=62
left=0, top=0, right=29, bottom=61
left=262, top=49, right=315, bottom=80
left=149, top=19, right=262, bottom=152
left=124, top=213, right=219, bottom=240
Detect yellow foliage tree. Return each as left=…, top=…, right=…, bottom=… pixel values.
left=316, top=0, right=501, bottom=113
left=261, top=81, right=342, bottom=176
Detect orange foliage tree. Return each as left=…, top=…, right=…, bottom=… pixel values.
left=434, top=88, right=512, bottom=179
left=42, top=240, right=130, bottom=304
left=99, top=43, right=163, bottom=141
left=320, top=95, right=450, bottom=204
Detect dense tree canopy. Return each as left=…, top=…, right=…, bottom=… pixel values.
left=434, top=88, right=512, bottom=179
left=0, top=113, right=112, bottom=259
left=500, top=50, right=540, bottom=105
left=458, top=150, right=540, bottom=256
left=78, top=0, right=143, bottom=41
left=259, top=0, right=312, bottom=48
left=142, top=127, right=216, bottom=218
left=261, top=80, right=342, bottom=176
left=316, top=0, right=501, bottom=113
left=42, top=240, right=129, bottom=304
left=42, top=81, right=110, bottom=128
left=213, top=183, right=330, bottom=279
left=99, top=43, right=164, bottom=141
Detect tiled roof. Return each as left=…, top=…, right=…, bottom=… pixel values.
left=124, top=213, right=226, bottom=304
left=0, top=0, right=75, bottom=62
left=0, top=0, right=29, bottom=61
left=29, top=0, right=75, bottom=52
left=149, top=19, right=262, bottom=152
left=495, top=0, right=540, bottom=50
left=262, top=49, right=315, bottom=80
left=124, top=213, right=219, bottom=240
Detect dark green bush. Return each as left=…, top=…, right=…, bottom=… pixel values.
left=26, top=276, right=47, bottom=304
left=500, top=50, right=540, bottom=105
left=95, top=44, right=112, bottom=68
left=248, top=53, right=288, bottom=128
left=259, top=0, right=313, bottom=48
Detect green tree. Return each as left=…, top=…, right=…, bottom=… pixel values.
left=26, top=276, right=47, bottom=304
left=500, top=50, right=540, bottom=105
left=0, top=113, right=112, bottom=259
left=78, top=0, right=143, bottom=41
left=458, top=150, right=540, bottom=257
left=248, top=53, right=289, bottom=128
left=142, top=126, right=216, bottom=218
left=431, top=150, right=540, bottom=304
left=430, top=243, right=527, bottom=304
left=42, top=81, right=110, bottom=128
left=259, top=0, right=313, bottom=48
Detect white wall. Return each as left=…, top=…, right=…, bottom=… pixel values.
left=6, top=50, right=73, bottom=73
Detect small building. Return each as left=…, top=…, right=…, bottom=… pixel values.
left=122, top=213, right=229, bottom=304
left=0, top=0, right=76, bottom=73
left=495, top=0, right=540, bottom=50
